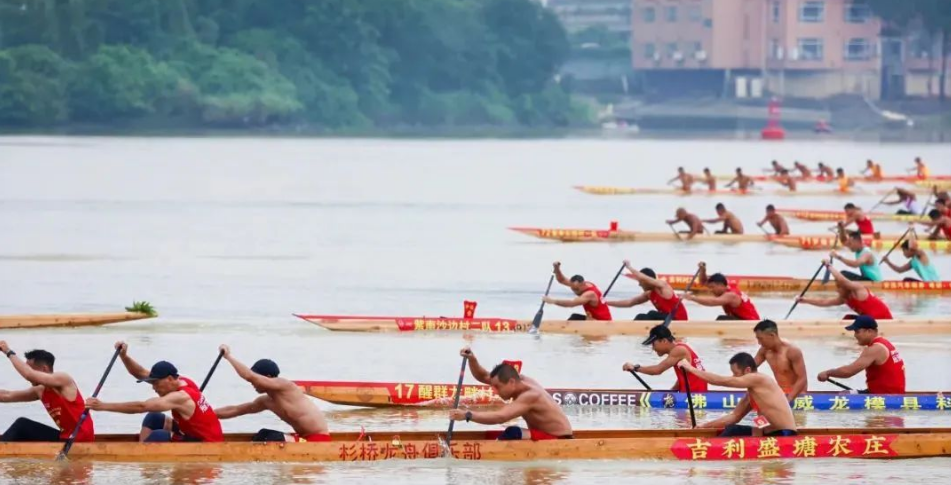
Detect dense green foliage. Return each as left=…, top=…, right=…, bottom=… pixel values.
left=0, top=0, right=591, bottom=129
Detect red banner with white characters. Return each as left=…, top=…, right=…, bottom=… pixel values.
left=670, top=434, right=898, bottom=461
left=394, top=318, right=526, bottom=332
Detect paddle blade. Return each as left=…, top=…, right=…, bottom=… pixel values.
left=821, top=266, right=831, bottom=285
left=531, top=308, right=543, bottom=329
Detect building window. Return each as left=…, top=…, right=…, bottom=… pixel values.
left=644, top=43, right=656, bottom=59
left=770, top=39, right=781, bottom=59
left=845, top=38, right=872, bottom=60
left=797, top=38, right=824, bottom=60
left=688, top=5, right=702, bottom=22
left=844, top=3, right=870, bottom=23
left=666, top=42, right=679, bottom=56
left=772, top=1, right=781, bottom=23
left=692, top=41, right=703, bottom=54
left=799, top=1, right=824, bottom=23
left=643, top=7, right=655, bottom=23
left=666, top=6, right=677, bottom=22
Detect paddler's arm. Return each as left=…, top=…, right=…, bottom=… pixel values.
left=824, top=261, right=864, bottom=290
left=796, top=294, right=845, bottom=307
left=86, top=391, right=190, bottom=414
left=114, top=341, right=150, bottom=380
left=701, top=215, right=724, bottom=224
left=786, top=346, right=808, bottom=401
left=0, top=387, right=41, bottom=403
left=623, top=261, right=665, bottom=291
left=216, top=396, right=267, bottom=420
left=461, top=347, right=491, bottom=384
left=543, top=291, right=596, bottom=308
left=753, top=347, right=766, bottom=368
left=449, top=392, right=532, bottom=425
left=218, top=345, right=285, bottom=392
left=882, top=255, right=910, bottom=273
left=696, top=262, right=708, bottom=285
left=682, top=292, right=735, bottom=308
left=699, top=397, right=751, bottom=429
left=634, top=346, right=687, bottom=376
left=818, top=345, right=886, bottom=381
left=0, top=341, right=73, bottom=389
left=606, top=294, right=648, bottom=308
left=552, top=262, right=569, bottom=287
left=679, top=363, right=755, bottom=389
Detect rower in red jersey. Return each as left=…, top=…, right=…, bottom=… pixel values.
left=622, top=325, right=707, bottom=392
left=86, top=342, right=223, bottom=443
left=0, top=342, right=93, bottom=442
left=818, top=316, right=905, bottom=394
left=796, top=261, right=893, bottom=320
left=683, top=263, right=760, bottom=321
left=605, top=260, right=687, bottom=321
left=922, top=209, right=951, bottom=241
left=543, top=262, right=613, bottom=321
left=842, top=203, right=875, bottom=235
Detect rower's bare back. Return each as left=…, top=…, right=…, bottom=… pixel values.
left=261, top=382, right=329, bottom=435
left=764, top=345, right=797, bottom=390
left=517, top=376, right=572, bottom=436
left=748, top=376, right=796, bottom=432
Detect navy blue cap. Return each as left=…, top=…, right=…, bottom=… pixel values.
left=844, top=315, right=878, bottom=331
left=250, top=359, right=280, bottom=378
left=137, top=361, right=179, bottom=383
left=642, top=324, right=674, bottom=346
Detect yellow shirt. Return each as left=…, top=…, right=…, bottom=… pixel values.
left=838, top=176, right=850, bottom=192
left=919, top=163, right=930, bottom=179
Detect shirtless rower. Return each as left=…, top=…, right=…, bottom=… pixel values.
left=832, top=228, right=883, bottom=281
left=775, top=169, right=797, bottom=192
left=668, top=167, right=695, bottom=193
left=449, top=347, right=572, bottom=440
left=841, top=204, right=875, bottom=235
left=683, top=263, right=761, bottom=321
left=921, top=209, right=951, bottom=240
left=85, top=342, right=223, bottom=443
left=862, top=159, right=883, bottom=181
left=622, top=324, right=707, bottom=392
left=796, top=260, right=893, bottom=319
left=792, top=161, right=813, bottom=180
left=698, top=168, right=716, bottom=191
left=911, top=157, right=929, bottom=179
left=766, top=160, right=787, bottom=176
left=666, top=208, right=705, bottom=239
left=679, top=353, right=797, bottom=437
left=214, top=345, right=329, bottom=442
left=0, top=343, right=94, bottom=443
left=816, top=162, right=835, bottom=181
left=835, top=168, right=854, bottom=192
left=753, top=320, right=807, bottom=402
left=883, top=240, right=940, bottom=282
left=882, top=188, right=921, bottom=215
left=726, top=168, right=755, bottom=192
left=605, top=261, right=687, bottom=321
left=757, top=204, right=790, bottom=236
left=818, top=316, right=905, bottom=394
left=542, top=262, right=612, bottom=321
left=703, top=203, right=744, bottom=234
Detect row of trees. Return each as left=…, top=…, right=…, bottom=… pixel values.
left=0, top=0, right=592, bottom=128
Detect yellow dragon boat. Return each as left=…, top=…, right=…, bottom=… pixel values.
left=3, top=428, right=948, bottom=462
left=295, top=315, right=951, bottom=338
left=652, top=273, right=951, bottom=294
left=573, top=186, right=929, bottom=197
left=774, top=236, right=951, bottom=251
left=0, top=312, right=154, bottom=330
left=508, top=226, right=905, bottom=245
left=776, top=209, right=928, bottom=223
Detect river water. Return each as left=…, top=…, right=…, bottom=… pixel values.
left=0, top=136, right=949, bottom=484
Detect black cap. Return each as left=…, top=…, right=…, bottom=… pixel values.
left=250, top=359, right=280, bottom=378
left=844, top=315, right=878, bottom=331
left=642, top=324, right=674, bottom=346
left=707, top=273, right=728, bottom=285
left=137, top=361, right=179, bottom=383
left=640, top=268, right=656, bottom=279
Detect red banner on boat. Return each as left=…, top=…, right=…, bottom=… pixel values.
left=670, top=434, right=897, bottom=461
left=394, top=318, right=525, bottom=332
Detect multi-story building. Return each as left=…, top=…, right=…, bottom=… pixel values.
left=631, top=0, right=886, bottom=99
left=548, top=0, right=633, bottom=40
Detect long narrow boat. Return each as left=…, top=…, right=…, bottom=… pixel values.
left=0, top=312, right=154, bottom=329
left=774, top=236, right=951, bottom=252
left=650, top=273, right=951, bottom=294
left=916, top=179, right=951, bottom=189
left=573, top=186, right=929, bottom=197
left=508, top=226, right=902, bottom=245
left=295, top=380, right=951, bottom=411
left=777, top=209, right=928, bottom=223
left=714, top=174, right=951, bottom=184
left=4, top=428, right=949, bottom=462
left=295, top=315, right=951, bottom=338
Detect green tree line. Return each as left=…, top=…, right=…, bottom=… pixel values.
left=0, top=0, right=592, bottom=129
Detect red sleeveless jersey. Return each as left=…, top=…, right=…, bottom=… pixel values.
left=855, top=216, right=874, bottom=234
left=41, top=386, right=94, bottom=441
left=673, top=343, right=707, bottom=392
left=582, top=284, right=612, bottom=320
left=649, top=289, right=687, bottom=321
left=865, top=337, right=905, bottom=394
left=171, top=377, right=224, bottom=442
left=723, top=287, right=760, bottom=320
left=941, top=222, right=951, bottom=240
left=845, top=289, right=893, bottom=319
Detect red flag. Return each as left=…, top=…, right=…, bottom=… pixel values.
left=463, top=300, right=477, bottom=319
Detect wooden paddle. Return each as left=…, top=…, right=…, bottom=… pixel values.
left=878, top=227, right=913, bottom=266
left=199, top=350, right=226, bottom=392
left=827, top=378, right=853, bottom=391
left=57, top=347, right=122, bottom=460
left=444, top=353, right=469, bottom=455
left=868, top=188, right=895, bottom=214
left=662, top=267, right=702, bottom=328
left=784, top=262, right=825, bottom=320
left=919, top=192, right=934, bottom=217
left=668, top=222, right=683, bottom=241
left=680, top=367, right=697, bottom=428
left=530, top=274, right=556, bottom=331
left=822, top=227, right=841, bottom=284
left=628, top=370, right=652, bottom=391
left=602, top=263, right=626, bottom=298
